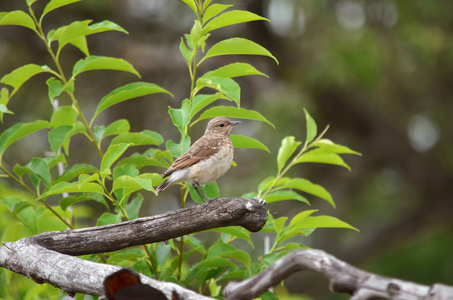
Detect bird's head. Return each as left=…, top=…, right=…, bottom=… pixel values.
left=205, top=117, right=240, bottom=136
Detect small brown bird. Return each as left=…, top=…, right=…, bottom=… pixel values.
left=156, top=117, right=240, bottom=202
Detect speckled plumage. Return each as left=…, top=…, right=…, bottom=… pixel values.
left=156, top=117, right=240, bottom=201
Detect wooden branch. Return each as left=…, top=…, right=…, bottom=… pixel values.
left=0, top=197, right=266, bottom=298
left=224, top=249, right=453, bottom=300
left=31, top=197, right=267, bottom=255
left=0, top=239, right=213, bottom=299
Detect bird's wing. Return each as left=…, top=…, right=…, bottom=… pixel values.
left=162, top=136, right=224, bottom=178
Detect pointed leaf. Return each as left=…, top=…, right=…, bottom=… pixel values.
left=190, top=93, right=224, bottom=119
left=101, top=143, right=130, bottom=171
left=39, top=181, right=104, bottom=199
left=0, top=120, right=50, bottom=159
left=42, top=0, right=82, bottom=19
left=303, top=108, right=317, bottom=144
left=203, top=10, right=268, bottom=33
left=72, top=56, right=140, bottom=78
left=202, top=4, right=232, bottom=23
left=0, top=11, right=36, bottom=32
left=46, top=77, right=65, bottom=104
left=263, top=190, right=310, bottom=205
left=48, top=125, right=73, bottom=154
left=230, top=134, right=269, bottom=152
left=317, top=139, right=362, bottom=155
left=296, top=151, right=351, bottom=170
left=27, top=158, right=51, bottom=187
left=52, top=163, right=98, bottom=184
left=110, top=131, right=161, bottom=146
left=203, top=38, right=278, bottom=64
left=1, top=64, right=52, bottom=92
left=284, top=178, right=335, bottom=207
left=168, top=99, right=191, bottom=136
left=295, top=215, right=358, bottom=231
left=196, top=77, right=240, bottom=106
left=92, top=82, right=171, bottom=121
left=204, top=62, right=267, bottom=79
left=181, top=0, right=198, bottom=15
left=193, top=106, right=274, bottom=128
left=126, top=193, right=143, bottom=220
left=277, top=136, right=301, bottom=171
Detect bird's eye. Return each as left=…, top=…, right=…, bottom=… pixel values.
left=218, top=124, right=225, bottom=127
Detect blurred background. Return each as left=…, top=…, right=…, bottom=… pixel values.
left=1, top=0, right=452, bottom=298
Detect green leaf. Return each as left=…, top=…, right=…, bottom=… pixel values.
left=277, top=136, right=301, bottom=171
left=50, top=106, right=78, bottom=128
left=295, top=151, right=351, bottom=171
left=56, top=20, right=91, bottom=54
left=126, top=193, right=143, bottom=219
left=189, top=93, right=224, bottom=119
left=207, top=226, right=253, bottom=247
left=292, top=215, right=358, bottom=231
left=317, top=139, right=362, bottom=155
left=92, top=82, right=171, bottom=121
left=202, top=38, right=278, bottom=64
left=0, top=11, right=36, bottom=32
left=0, top=88, right=12, bottom=122
left=230, top=134, right=269, bottom=152
left=168, top=99, right=191, bottom=136
left=39, top=181, right=104, bottom=199
left=202, top=4, right=232, bottom=23
left=166, top=135, right=191, bottom=158
left=263, top=190, right=310, bottom=205
left=196, top=77, right=240, bottom=107
left=188, top=181, right=219, bottom=203
left=46, top=77, right=65, bottom=104
left=27, top=158, right=51, bottom=187
left=179, top=38, right=193, bottom=66
left=1, top=64, right=52, bottom=92
left=193, top=106, right=274, bottom=128
left=42, top=0, right=82, bottom=19
left=97, top=212, right=121, bottom=226
left=287, top=210, right=318, bottom=230
left=204, top=62, right=267, bottom=79
left=48, top=125, right=72, bottom=154
left=0, top=120, right=50, bottom=159
left=72, top=56, right=140, bottom=78
left=262, top=252, right=285, bottom=267
left=95, top=119, right=131, bottom=143
left=203, top=10, right=268, bottom=33
left=52, top=163, right=98, bottom=184
left=112, top=174, right=155, bottom=195
left=303, top=108, right=317, bottom=144
left=88, top=20, right=128, bottom=35
left=181, top=0, right=198, bottom=15
left=110, top=131, right=161, bottom=147
left=284, top=178, right=335, bottom=208
left=101, top=143, right=130, bottom=172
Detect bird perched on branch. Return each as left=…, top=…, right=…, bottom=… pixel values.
left=156, top=117, right=240, bottom=202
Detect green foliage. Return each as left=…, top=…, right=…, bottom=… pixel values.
left=0, top=0, right=360, bottom=299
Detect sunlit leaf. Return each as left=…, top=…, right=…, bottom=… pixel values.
left=42, top=0, right=82, bottom=19
left=303, top=108, right=317, bottom=144
left=203, top=38, right=278, bottom=64
left=230, top=134, right=269, bottom=152
left=189, top=93, right=224, bottom=118
left=293, top=215, right=358, bottom=231
left=203, top=10, right=268, bottom=33
left=0, top=120, right=50, bottom=159
left=276, top=136, right=301, bottom=171
left=92, top=82, right=171, bottom=121
left=196, top=77, right=240, bottom=107
left=39, top=181, right=104, bottom=199
left=263, top=190, right=310, bottom=205
left=316, top=139, right=362, bottom=155
left=72, top=56, right=140, bottom=78
left=52, top=163, right=98, bottom=184
left=48, top=125, right=72, bottom=154
left=284, top=178, right=335, bottom=207
left=101, top=143, right=130, bottom=172
left=110, top=131, right=162, bottom=146
left=97, top=212, right=121, bottom=226
left=0, top=10, right=36, bottom=32
left=204, top=62, right=267, bottom=79
left=1, top=64, right=52, bottom=92
left=202, top=4, right=232, bottom=23
left=295, top=151, right=351, bottom=171
left=181, top=0, right=198, bottom=15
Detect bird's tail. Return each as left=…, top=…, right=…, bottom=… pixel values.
left=156, top=178, right=172, bottom=195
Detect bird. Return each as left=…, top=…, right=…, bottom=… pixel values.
left=156, top=117, right=240, bottom=202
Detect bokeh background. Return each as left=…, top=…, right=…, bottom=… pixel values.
left=1, top=0, right=452, bottom=298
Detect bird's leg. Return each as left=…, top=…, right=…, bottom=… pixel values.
left=193, top=183, right=207, bottom=202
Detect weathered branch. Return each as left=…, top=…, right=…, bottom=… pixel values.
left=32, top=197, right=267, bottom=255
left=224, top=249, right=453, bottom=300
left=0, top=197, right=266, bottom=298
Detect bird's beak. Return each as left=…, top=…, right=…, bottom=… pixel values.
left=231, top=121, right=241, bottom=126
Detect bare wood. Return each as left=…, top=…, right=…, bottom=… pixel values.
left=32, top=197, right=267, bottom=255
left=224, top=249, right=453, bottom=300
left=0, top=239, right=214, bottom=299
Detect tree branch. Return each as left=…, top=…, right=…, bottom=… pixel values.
left=32, top=197, right=267, bottom=255
left=224, top=249, right=453, bottom=300
left=0, top=197, right=266, bottom=298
